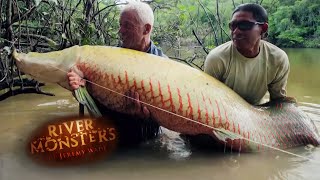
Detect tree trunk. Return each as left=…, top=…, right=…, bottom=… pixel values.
left=216, top=0, right=223, bottom=44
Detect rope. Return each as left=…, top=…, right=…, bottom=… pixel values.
left=37, top=63, right=320, bottom=163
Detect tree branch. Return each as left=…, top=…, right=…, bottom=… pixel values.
left=20, top=34, right=58, bottom=46
left=192, top=29, right=209, bottom=54
left=91, top=3, right=118, bottom=19
left=198, top=0, right=219, bottom=47
left=2, top=4, right=37, bottom=28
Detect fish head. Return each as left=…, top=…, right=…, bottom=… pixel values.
left=12, top=46, right=81, bottom=90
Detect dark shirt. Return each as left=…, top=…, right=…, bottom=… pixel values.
left=95, top=42, right=166, bottom=147
left=147, top=41, right=167, bottom=58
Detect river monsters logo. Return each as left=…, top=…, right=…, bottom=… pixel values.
left=27, top=116, right=118, bottom=165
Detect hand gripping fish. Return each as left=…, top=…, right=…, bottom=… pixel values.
left=12, top=45, right=320, bottom=152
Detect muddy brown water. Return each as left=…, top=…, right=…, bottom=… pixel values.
left=0, top=48, right=319, bottom=180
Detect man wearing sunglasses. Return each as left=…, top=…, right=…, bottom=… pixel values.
left=204, top=3, right=291, bottom=105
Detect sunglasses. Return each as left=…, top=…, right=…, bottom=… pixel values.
left=229, top=21, right=265, bottom=31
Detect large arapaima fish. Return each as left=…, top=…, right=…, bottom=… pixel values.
left=12, top=45, right=320, bottom=152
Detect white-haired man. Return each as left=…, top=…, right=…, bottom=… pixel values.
left=67, top=1, right=166, bottom=146
left=118, top=1, right=165, bottom=56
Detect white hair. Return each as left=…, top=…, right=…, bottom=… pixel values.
left=120, top=0, right=154, bottom=26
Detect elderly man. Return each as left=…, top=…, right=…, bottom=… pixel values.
left=204, top=3, right=291, bottom=105
left=118, top=1, right=165, bottom=57
left=68, top=1, right=166, bottom=146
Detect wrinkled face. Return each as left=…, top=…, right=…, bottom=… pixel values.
left=229, top=11, right=263, bottom=52
left=119, top=10, right=145, bottom=51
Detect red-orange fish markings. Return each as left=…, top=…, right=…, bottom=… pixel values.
left=222, top=104, right=230, bottom=130
left=149, top=78, right=154, bottom=99
left=215, top=100, right=222, bottom=127
left=197, top=101, right=202, bottom=122
left=201, top=93, right=209, bottom=125
left=164, top=85, right=176, bottom=113
left=237, top=123, right=241, bottom=136
left=141, top=80, right=145, bottom=93
left=186, top=93, right=194, bottom=119
left=232, top=122, right=236, bottom=133
left=263, top=134, right=267, bottom=147
left=274, top=118, right=289, bottom=149
left=273, top=128, right=284, bottom=148
left=242, top=131, right=247, bottom=146
left=125, top=71, right=129, bottom=89
left=247, top=132, right=250, bottom=145
left=110, top=74, right=116, bottom=88
left=158, top=81, right=165, bottom=108
left=133, top=78, right=137, bottom=89
left=258, top=133, right=264, bottom=150
left=117, top=75, right=122, bottom=85
left=307, top=130, right=318, bottom=145
left=282, top=116, right=294, bottom=147
left=258, top=113, right=271, bottom=146
left=208, top=98, right=216, bottom=126
left=177, top=88, right=183, bottom=114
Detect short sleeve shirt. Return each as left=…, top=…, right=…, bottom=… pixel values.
left=204, top=40, right=290, bottom=105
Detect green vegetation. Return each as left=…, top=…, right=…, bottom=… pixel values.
left=1, top=0, right=319, bottom=52
left=0, top=0, right=319, bottom=98
left=151, top=0, right=320, bottom=49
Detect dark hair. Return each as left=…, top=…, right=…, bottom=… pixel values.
left=232, top=3, right=268, bottom=23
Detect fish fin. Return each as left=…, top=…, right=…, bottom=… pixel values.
left=74, top=86, right=102, bottom=118
left=212, top=128, right=240, bottom=142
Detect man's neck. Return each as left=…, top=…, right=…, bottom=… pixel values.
left=140, top=38, right=151, bottom=52
left=237, top=40, right=261, bottom=58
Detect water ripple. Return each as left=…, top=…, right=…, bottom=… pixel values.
left=299, top=102, right=320, bottom=123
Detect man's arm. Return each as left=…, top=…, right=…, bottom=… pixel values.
left=268, top=53, right=290, bottom=101
left=67, top=69, right=150, bottom=119
left=204, top=50, right=226, bottom=81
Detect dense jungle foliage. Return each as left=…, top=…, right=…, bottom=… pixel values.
left=1, top=0, right=319, bottom=51
left=0, top=0, right=319, bottom=98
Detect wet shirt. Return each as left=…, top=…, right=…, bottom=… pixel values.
left=204, top=40, right=290, bottom=105
left=146, top=41, right=167, bottom=58
left=94, top=42, right=167, bottom=146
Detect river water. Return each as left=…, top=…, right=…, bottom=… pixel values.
left=0, top=48, right=319, bottom=180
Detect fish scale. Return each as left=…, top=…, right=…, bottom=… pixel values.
left=13, top=45, right=320, bottom=152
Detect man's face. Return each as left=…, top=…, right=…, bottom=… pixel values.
left=119, top=10, right=144, bottom=50
left=229, top=11, right=263, bottom=52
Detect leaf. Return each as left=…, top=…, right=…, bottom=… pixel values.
left=34, top=0, right=41, bottom=6
left=34, top=0, right=57, bottom=6
left=48, top=41, right=58, bottom=50
left=3, top=46, right=11, bottom=54
left=49, top=0, right=58, bottom=5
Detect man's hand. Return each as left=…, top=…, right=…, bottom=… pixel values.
left=67, top=70, right=86, bottom=90
left=259, top=96, right=297, bottom=107
left=125, top=90, right=151, bottom=120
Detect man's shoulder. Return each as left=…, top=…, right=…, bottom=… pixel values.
left=261, top=40, right=289, bottom=63
left=261, top=40, right=287, bottom=57
left=149, top=41, right=167, bottom=58
left=206, top=41, right=232, bottom=61
left=209, top=41, right=233, bottom=53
